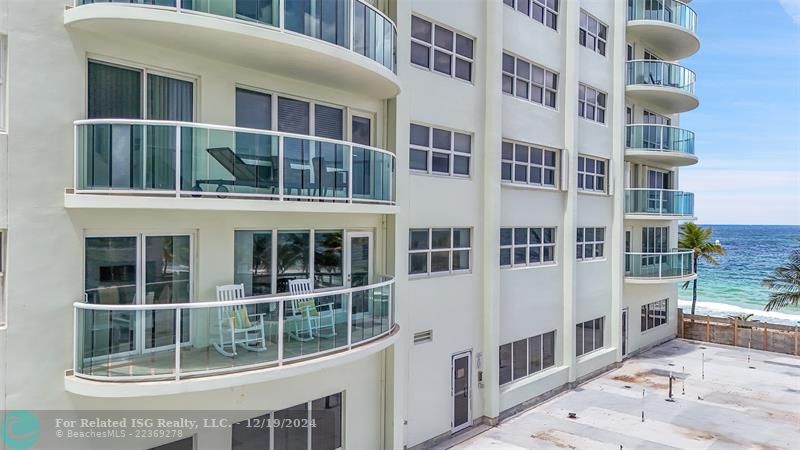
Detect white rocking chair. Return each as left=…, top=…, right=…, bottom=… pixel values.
left=287, top=279, right=337, bottom=342
left=213, top=284, right=268, bottom=357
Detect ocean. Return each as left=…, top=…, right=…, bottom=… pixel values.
left=678, top=224, right=800, bottom=325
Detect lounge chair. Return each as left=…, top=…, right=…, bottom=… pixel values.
left=194, top=147, right=277, bottom=194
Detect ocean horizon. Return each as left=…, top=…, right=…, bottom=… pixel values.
left=678, top=224, right=800, bottom=325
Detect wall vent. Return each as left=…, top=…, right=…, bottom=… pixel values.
left=413, top=330, right=433, bottom=345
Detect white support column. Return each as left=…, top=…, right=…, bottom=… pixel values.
left=481, top=0, right=504, bottom=421
left=385, top=0, right=409, bottom=448
left=612, top=0, right=629, bottom=362
left=561, top=0, right=581, bottom=383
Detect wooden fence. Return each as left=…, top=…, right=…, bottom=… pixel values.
left=678, top=309, right=799, bottom=356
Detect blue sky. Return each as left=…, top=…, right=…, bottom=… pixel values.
left=679, top=0, right=800, bottom=225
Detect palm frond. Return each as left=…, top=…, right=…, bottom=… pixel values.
left=762, top=249, right=800, bottom=312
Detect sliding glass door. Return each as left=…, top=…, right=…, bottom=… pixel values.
left=143, top=235, right=192, bottom=351
left=83, top=234, right=192, bottom=361
left=84, top=61, right=194, bottom=191
left=84, top=237, right=138, bottom=359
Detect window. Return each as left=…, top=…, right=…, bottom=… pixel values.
left=409, top=123, right=471, bottom=176
left=232, top=393, right=342, bottom=450
left=411, top=15, right=474, bottom=82
left=500, top=227, right=556, bottom=267
left=641, top=226, right=669, bottom=266
left=577, top=155, right=607, bottom=193
left=502, top=53, right=558, bottom=108
left=579, top=11, right=608, bottom=56
left=642, top=227, right=669, bottom=254
left=501, top=141, right=558, bottom=188
left=408, top=228, right=471, bottom=276
left=235, top=229, right=345, bottom=294
left=578, top=84, right=606, bottom=123
left=643, top=110, right=671, bottom=125
left=576, top=317, right=604, bottom=356
left=641, top=299, right=668, bottom=331
left=503, top=0, right=559, bottom=30
left=499, top=331, right=556, bottom=385
left=285, top=0, right=348, bottom=47
left=626, top=106, right=633, bottom=125
left=643, top=50, right=660, bottom=60
left=236, top=88, right=272, bottom=130
left=576, top=227, right=605, bottom=261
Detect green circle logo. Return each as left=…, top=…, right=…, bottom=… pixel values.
left=1, top=411, right=40, bottom=450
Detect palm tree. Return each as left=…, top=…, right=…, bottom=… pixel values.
left=678, top=223, right=726, bottom=315
left=762, top=249, right=800, bottom=312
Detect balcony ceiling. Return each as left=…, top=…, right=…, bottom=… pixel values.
left=627, top=21, right=700, bottom=61
left=625, top=85, right=699, bottom=114
left=65, top=4, right=401, bottom=99
left=625, top=149, right=699, bottom=168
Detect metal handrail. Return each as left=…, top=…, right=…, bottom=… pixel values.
left=625, top=188, right=693, bottom=193
left=624, top=250, right=693, bottom=256
left=626, top=123, right=695, bottom=132
left=626, top=60, right=696, bottom=93
left=73, top=277, right=396, bottom=381
left=74, top=276, right=394, bottom=311
left=74, top=119, right=396, bottom=204
left=627, top=0, right=697, bottom=33
left=74, top=119, right=394, bottom=158
left=624, top=189, right=694, bottom=216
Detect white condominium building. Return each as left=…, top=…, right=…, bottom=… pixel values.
left=0, top=0, right=699, bottom=449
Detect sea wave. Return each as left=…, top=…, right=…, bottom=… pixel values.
left=677, top=299, right=800, bottom=326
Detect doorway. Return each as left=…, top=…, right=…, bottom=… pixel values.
left=621, top=308, right=629, bottom=357
left=83, top=234, right=192, bottom=361
left=451, top=351, right=472, bottom=433
left=346, top=231, right=373, bottom=319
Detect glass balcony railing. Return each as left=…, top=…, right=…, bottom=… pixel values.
left=74, top=277, right=394, bottom=380
left=625, top=251, right=694, bottom=280
left=628, top=0, right=697, bottom=34
left=74, top=0, right=397, bottom=73
left=626, top=60, right=696, bottom=95
left=625, top=189, right=694, bottom=217
left=626, top=125, right=695, bottom=155
left=75, top=120, right=395, bottom=205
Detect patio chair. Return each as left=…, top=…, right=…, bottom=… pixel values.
left=286, top=279, right=336, bottom=342
left=213, top=284, right=268, bottom=357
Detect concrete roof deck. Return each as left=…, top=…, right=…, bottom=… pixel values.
left=455, top=339, right=800, bottom=450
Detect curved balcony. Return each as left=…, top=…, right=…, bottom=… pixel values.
left=625, top=189, right=695, bottom=219
left=66, top=0, right=399, bottom=99
left=626, top=60, right=698, bottom=113
left=66, top=277, right=396, bottom=397
left=627, top=0, right=699, bottom=60
left=625, top=251, right=695, bottom=283
left=626, top=124, right=697, bottom=167
left=68, top=120, right=395, bottom=214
